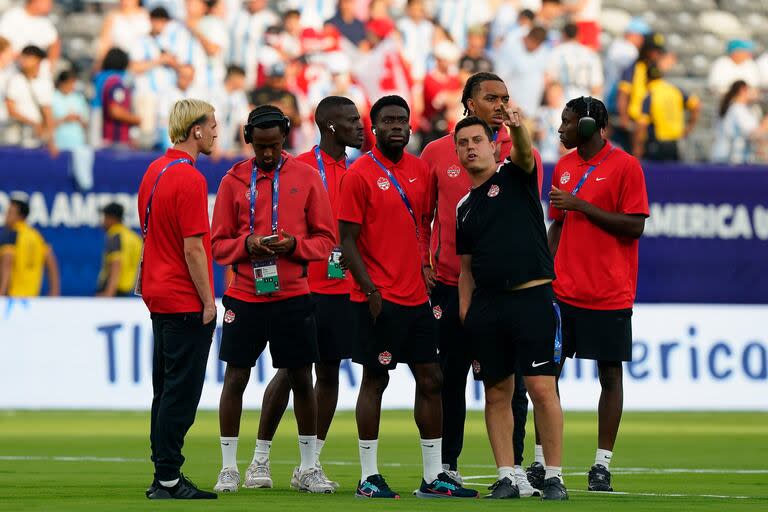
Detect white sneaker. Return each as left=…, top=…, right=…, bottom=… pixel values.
left=297, top=466, right=335, bottom=493
left=214, top=467, right=240, bottom=493
left=515, top=466, right=541, bottom=497
left=290, top=466, right=300, bottom=489
left=243, top=460, right=272, bottom=489
left=316, top=463, right=340, bottom=489
left=441, top=464, right=464, bottom=485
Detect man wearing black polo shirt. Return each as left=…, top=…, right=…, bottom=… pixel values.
left=456, top=111, right=568, bottom=500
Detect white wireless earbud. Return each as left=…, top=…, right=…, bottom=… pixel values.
left=195, top=130, right=202, bottom=139
left=329, top=124, right=336, bottom=133
left=372, top=128, right=377, bottom=134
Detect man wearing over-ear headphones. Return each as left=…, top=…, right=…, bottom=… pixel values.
left=338, top=95, right=478, bottom=500
left=210, top=105, right=337, bottom=494
left=548, top=96, right=649, bottom=493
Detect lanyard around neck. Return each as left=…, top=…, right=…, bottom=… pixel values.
left=249, top=157, right=284, bottom=235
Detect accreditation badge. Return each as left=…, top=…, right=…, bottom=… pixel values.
left=253, top=259, right=280, bottom=295
left=327, top=247, right=345, bottom=280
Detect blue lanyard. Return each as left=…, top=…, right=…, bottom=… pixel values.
left=367, top=151, right=418, bottom=232
left=142, top=158, right=192, bottom=237
left=313, top=146, right=328, bottom=190
left=571, top=147, right=615, bottom=196
left=249, top=157, right=283, bottom=235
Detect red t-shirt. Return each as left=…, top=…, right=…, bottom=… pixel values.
left=137, top=148, right=214, bottom=313
left=420, top=130, right=544, bottom=286
left=338, top=146, right=430, bottom=306
left=549, top=141, right=649, bottom=310
left=295, top=146, right=351, bottom=295
left=422, top=71, right=462, bottom=130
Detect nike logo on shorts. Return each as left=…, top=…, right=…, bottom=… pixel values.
left=531, top=361, right=549, bottom=368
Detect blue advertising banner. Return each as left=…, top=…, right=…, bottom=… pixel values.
left=1, top=148, right=767, bottom=302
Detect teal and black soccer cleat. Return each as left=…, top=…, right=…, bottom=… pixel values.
left=355, top=474, right=400, bottom=499
left=415, top=472, right=479, bottom=498
left=541, top=477, right=569, bottom=500
left=588, top=464, right=613, bottom=491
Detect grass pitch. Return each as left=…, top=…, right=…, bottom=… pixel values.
left=0, top=410, right=766, bottom=511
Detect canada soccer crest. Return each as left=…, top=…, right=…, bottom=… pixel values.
left=447, top=165, right=461, bottom=178
left=560, top=172, right=571, bottom=185
left=224, top=309, right=236, bottom=323
left=432, top=305, right=443, bottom=319
left=377, top=177, right=390, bottom=190
left=378, top=351, right=393, bottom=365
left=487, top=184, right=500, bottom=197
left=472, top=360, right=482, bottom=374
left=245, top=189, right=257, bottom=200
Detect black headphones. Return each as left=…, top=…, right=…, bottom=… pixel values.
left=243, top=110, right=291, bottom=144
left=577, top=96, right=598, bottom=139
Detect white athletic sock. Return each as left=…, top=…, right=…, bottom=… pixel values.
left=545, top=466, right=564, bottom=483
left=220, top=436, right=238, bottom=470
left=595, top=448, right=613, bottom=470
left=298, top=435, right=316, bottom=471
left=315, top=438, right=325, bottom=465
left=159, top=478, right=179, bottom=487
left=420, top=438, right=442, bottom=483
left=359, top=439, right=379, bottom=482
left=252, top=439, right=271, bottom=464
left=498, top=466, right=515, bottom=482
left=535, top=444, right=546, bottom=465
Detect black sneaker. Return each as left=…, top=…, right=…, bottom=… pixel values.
left=415, top=472, right=479, bottom=498
left=145, top=479, right=158, bottom=498
left=147, top=474, right=218, bottom=500
left=526, top=462, right=545, bottom=491
left=355, top=474, right=400, bottom=499
left=541, top=477, right=569, bottom=500
left=483, top=477, right=520, bottom=499
left=588, top=464, right=613, bottom=491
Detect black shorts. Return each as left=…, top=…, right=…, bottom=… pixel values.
left=559, top=300, right=633, bottom=362
left=312, top=293, right=353, bottom=361
left=219, top=294, right=319, bottom=369
left=430, top=281, right=472, bottom=361
left=464, top=284, right=559, bottom=382
left=352, top=299, right=439, bottom=371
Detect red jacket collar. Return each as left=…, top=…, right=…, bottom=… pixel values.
left=315, top=145, right=346, bottom=166
left=165, top=148, right=195, bottom=165
left=227, top=151, right=293, bottom=185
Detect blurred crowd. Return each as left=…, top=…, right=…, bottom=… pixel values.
left=0, top=0, right=768, bottom=164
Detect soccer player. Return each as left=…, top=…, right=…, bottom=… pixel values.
left=338, top=95, right=477, bottom=499
left=242, top=96, right=365, bottom=490
left=211, top=105, right=337, bottom=494
left=420, top=72, right=542, bottom=496
left=96, top=202, right=142, bottom=297
left=0, top=195, right=60, bottom=297
left=138, top=99, right=218, bottom=500
left=455, top=110, right=568, bottom=500
left=548, top=96, right=649, bottom=491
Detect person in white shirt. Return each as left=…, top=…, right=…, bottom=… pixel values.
left=711, top=80, right=768, bottom=164
left=0, top=36, right=15, bottom=127
left=4, top=45, right=55, bottom=153
left=184, top=0, right=229, bottom=92
left=603, top=18, right=650, bottom=98
left=435, top=0, right=491, bottom=50
left=756, top=52, right=768, bottom=90
left=396, top=0, right=434, bottom=82
left=0, top=0, right=59, bottom=68
left=545, top=23, right=603, bottom=101
left=229, top=0, right=279, bottom=86
left=564, top=0, right=601, bottom=50
left=210, top=64, right=250, bottom=158
left=708, top=40, right=760, bottom=98
left=95, top=0, right=151, bottom=66
left=156, top=64, right=205, bottom=148
left=494, top=26, right=549, bottom=118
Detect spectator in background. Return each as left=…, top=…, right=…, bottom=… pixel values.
left=536, top=81, right=566, bottom=162
left=491, top=7, right=535, bottom=52
left=708, top=39, right=760, bottom=98
left=397, top=0, right=434, bottom=82
left=96, top=202, right=142, bottom=297
left=458, top=25, right=493, bottom=83
left=95, top=0, right=150, bottom=67
left=311, top=52, right=367, bottom=115
left=185, top=0, right=229, bottom=93
left=633, top=65, right=700, bottom=161
left=230, top=0, right=279, bottom=86
left=0, top=0, right=59, bottom=73
left=537, top=0, right=564, bottom=34
left=211, top=65, right=250, bottom=159
left=4, top=45, right=55, bottom=153
left=0, top=195, right=60, bottom=297
left=0, top=36, right=15, bottom=129
left=326, top=0, right=368, bottom=48
left=494, top=26, right=549, bottom=118
left=274, top=10, right=303, bottom=60
left=157, top=64, right=202, bottom=148
left=101, top=48, right=141, bottom=147
left=249, top=62, right=302, bottom=150
left=546, top=23, right=603, bottom=101
left=422, top=41, right=462, bottom=145
left=604, top=17, right=650, bottom=107
left=711, top=80, right=768, bottom=164
left=436, top=0, right=492, bottom=50
left=51, top=70, right=88, bottom=151
left=565, top=0, right=601, bottom=50
left=758, top=51, right=768, bottom=90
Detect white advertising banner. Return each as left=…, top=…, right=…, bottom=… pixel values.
left=0, top=298, right=766, bottom=410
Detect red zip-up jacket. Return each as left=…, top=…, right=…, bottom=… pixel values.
left=211, top=151, right=336, bottom=302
